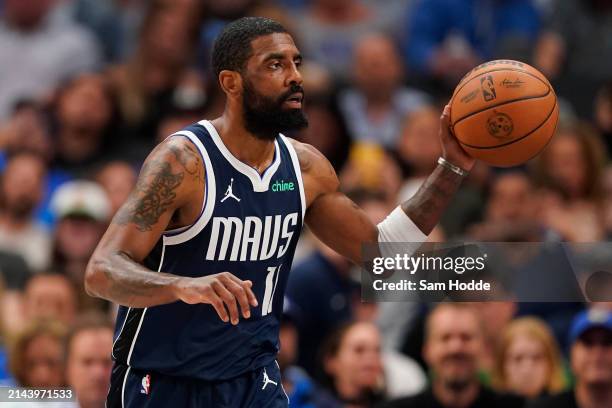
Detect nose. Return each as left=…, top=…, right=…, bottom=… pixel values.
left=286, top=61, right=303, bottom=87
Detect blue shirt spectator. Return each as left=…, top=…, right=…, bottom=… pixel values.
left=405, top=0, right=540, bottom=79
left=286, top=250, right=358, bottom=376
left=0, top=345, right=14, bottom=385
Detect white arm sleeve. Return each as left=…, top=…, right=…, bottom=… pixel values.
left=377, top=206, right=428, bottom=243
left=377, top=206, right=428, bottom=259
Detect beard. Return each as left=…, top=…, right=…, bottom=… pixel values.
left=242, top=80, right=308, bottom=141
left=437, top=353, right=477, bottom=392
left=4, top=197, right=37, bottom=221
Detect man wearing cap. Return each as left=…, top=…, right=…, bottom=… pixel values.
left=528, top=308, right=612, bottom=408
left=51, top=181, right=111, bottom=310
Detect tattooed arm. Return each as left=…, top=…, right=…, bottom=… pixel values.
left=295, top=105, right=475, bottom=264
left=85, top=137, right=256, bottom=322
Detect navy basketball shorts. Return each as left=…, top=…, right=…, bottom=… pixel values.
left=107, top=360, right=289, bottom=407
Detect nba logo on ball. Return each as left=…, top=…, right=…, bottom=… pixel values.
left=480, top=75, right=497, bottom=101
left=141, top=374, right=151, bottom=395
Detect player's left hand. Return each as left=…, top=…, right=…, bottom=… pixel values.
left=439, top=104, right=476, bottom=172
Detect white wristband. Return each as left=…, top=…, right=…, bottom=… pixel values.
left=377, top=206, right=428, bottom=244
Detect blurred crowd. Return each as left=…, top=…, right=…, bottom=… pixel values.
left=0, top=0, right=611, bottom=407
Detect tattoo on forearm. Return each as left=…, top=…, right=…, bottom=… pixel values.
left=401, top=165, right=464, bottom=235
left=114, top=160, right=184, bottom=231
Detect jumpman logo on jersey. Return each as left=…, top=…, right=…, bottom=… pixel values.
left=261, top=368, right=278, bottom=390
left=221, top=178, right=241, bottom=202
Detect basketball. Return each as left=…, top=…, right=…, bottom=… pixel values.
left=450, top=60, right=559, bottom=167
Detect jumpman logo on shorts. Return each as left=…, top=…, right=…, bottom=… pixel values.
left=261, top=368, right=277, bottom=390
left=221, top=178, right=241, bottom=202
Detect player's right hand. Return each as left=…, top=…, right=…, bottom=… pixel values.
left=173, top=273, right=258, bottom=325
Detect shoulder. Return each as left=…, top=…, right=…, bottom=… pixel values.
left=135, top=136, right=205, bottom=196
left=146, top=136, right=202, bottom=171
left=285, top=137, right=339, bottom=200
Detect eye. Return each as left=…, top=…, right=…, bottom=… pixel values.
left=294, top=59, right=302, bottom=68
left=269, top=61, right=282, bottom=70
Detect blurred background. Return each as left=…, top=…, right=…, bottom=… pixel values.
left=0, top=0, right=611, bottom=407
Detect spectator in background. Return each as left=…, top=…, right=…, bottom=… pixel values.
left=492, top=317, right=566, bottom=399
left=95, top=161, right=137, bottom=217
left=56, top=0, right=148, bottom=63
left=293, top=0, right=388, bottom=82
left=594, top=82, right=612, bottom=156
left=340, top=145, right=403, bottom=204
left=381, top=304, right=524, bottom=408
left=108, top=0, right=204, bottom=150
left=604, top=166, right=612, bottom=239
left=404, top=0, right=540, bottom=84
left=468, top=171, right=544, bottom=242
left=294, top=61, right=352, bottom=171
left=534, top=123, right=607, bottom=241
left=23, top=273, right=77, bottom=328
left=287, top=189, right=388, bottom=376
left=9, top=319, right=67, bottom=388
left=0, top=0, right=101, bottom=119
left=0, top=101, right=51, bottom=159
left=473, top=302, right=517, bottom=378
left=529, top=308, right=612, bottom=408
left=0, top=152, right=51, bottom=272
left=50, top=181, right=110, bottom=310
left=278, top=298, right=333, bottom=408
left=338, top=33, right=429, bottom=147
left=321, top=321, right=386, bottom=407
left=51, top=73, right=119, bottom=178
left=396, top=106, right=442, bottom=200
left=65, top=313, right=114, bottom=408
left=0, top=278, right=13, bottom=385
left=534, top=1, right=612, bottom=117
left=0, top=256, right=28, bottom=341
left=286, top=231, right=356, bottom=377
left=155, top=106, right=208, bottom=145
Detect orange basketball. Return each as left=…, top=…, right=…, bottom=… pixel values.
left=450, top=60, right=559, bottom=167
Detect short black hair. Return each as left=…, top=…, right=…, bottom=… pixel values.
left=211, top=17, right=288, bottom=77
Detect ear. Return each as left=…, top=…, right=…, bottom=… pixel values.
left=218, top=70, right=242, bottom=98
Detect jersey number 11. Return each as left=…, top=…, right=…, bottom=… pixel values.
left=261, top=265, right=282, bottom=316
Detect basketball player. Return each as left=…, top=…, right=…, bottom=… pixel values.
left=85, top=17, right=475, bottom=407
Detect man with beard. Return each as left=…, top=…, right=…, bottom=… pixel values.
left=381, top=304, right=524, bottom=408
left=85, top=17, right=475, bottom=407
left=528, top=308, right=612, bottom=408
left=0, top=152, right=51, bottom=272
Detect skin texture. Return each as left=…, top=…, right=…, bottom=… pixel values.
left=85, top=32, right=474, bottom=325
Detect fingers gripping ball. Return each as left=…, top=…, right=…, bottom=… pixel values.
left=450, top=60, right=559, bottom=167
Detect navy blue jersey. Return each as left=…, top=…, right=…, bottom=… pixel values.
left=111, top=120, right=305, bottom=380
